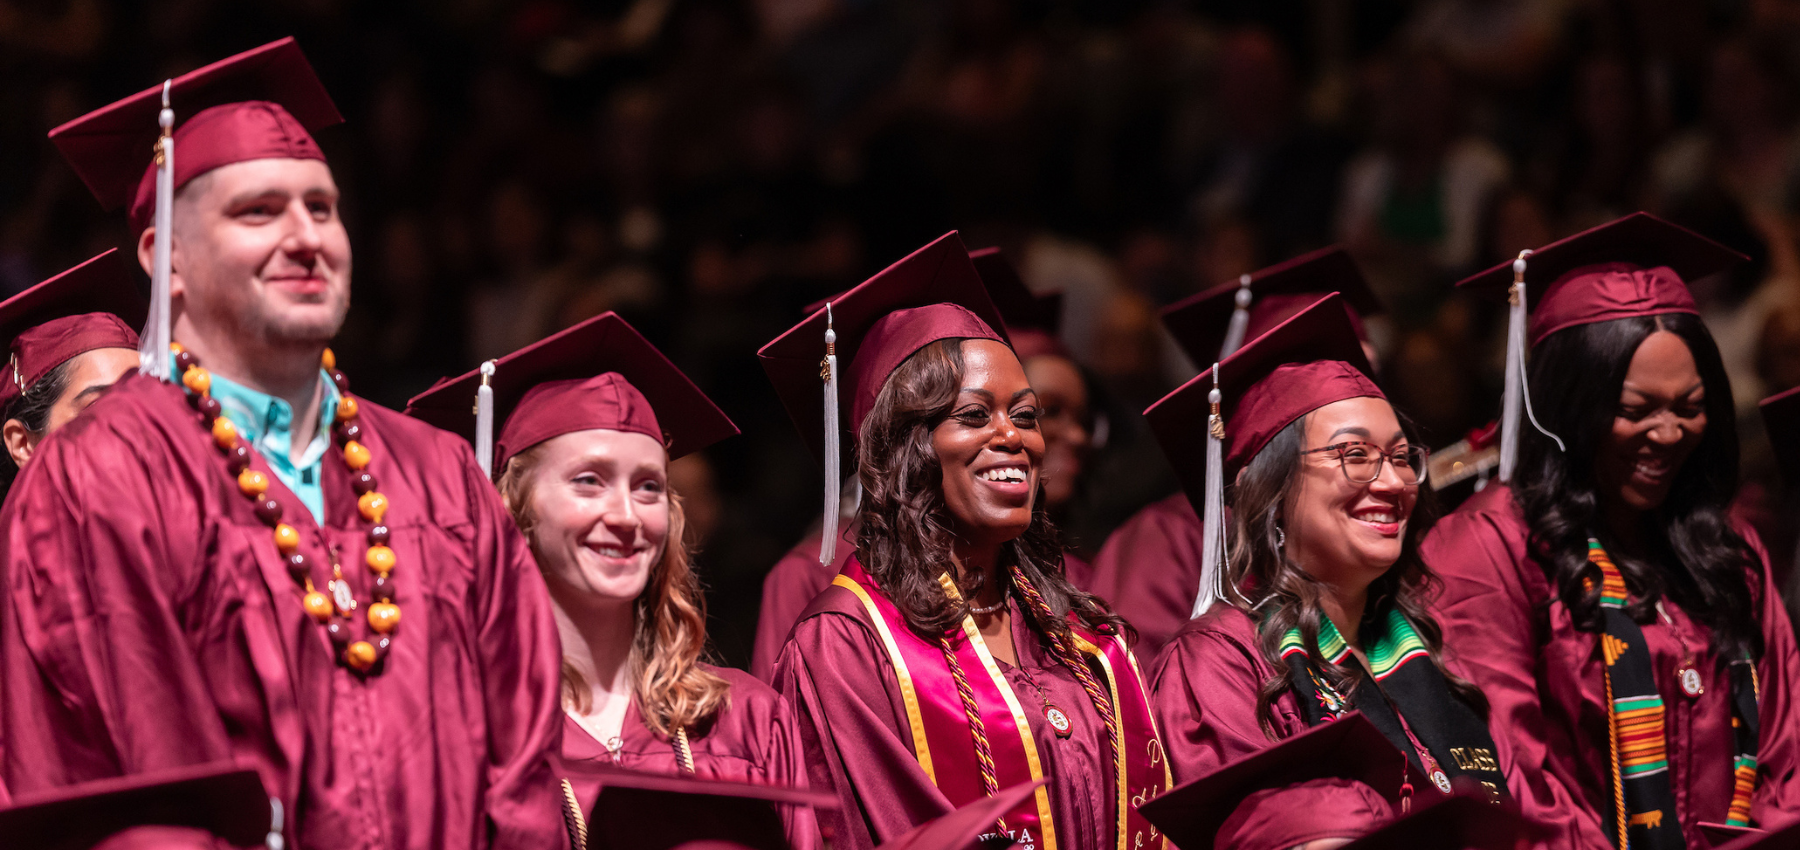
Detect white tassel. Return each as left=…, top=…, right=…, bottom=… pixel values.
left=1193, top=364, right=1226, bottom=619
left=820, top=304, right=841, bottom=567
left=1498, top=252, right=1528, bottom=482
left=475, top=360, right=496, bottom=476
left=141, top=80, right=175, bottom=381
left=266, top=798, right=285, bottom=850
left=1219, top=274, right=1255, bottom=359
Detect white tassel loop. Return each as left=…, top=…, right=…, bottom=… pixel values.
left=1219, top=274, right=1255, bottom=359
left=1194, top=363, right=1227, bottom=619
left=1498, top=252, right=1528, bottom=482
left=475, top=359, right=497, bottom=477
left=142, top=79, right=175, bottom=381
left=819, top=303, right=841, bottom=567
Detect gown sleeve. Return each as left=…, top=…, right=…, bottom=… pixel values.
left=459, top=448, right=567, bottom=848
left=1421, top=504, right=1607, bottom=848
left=0, top=421, right=232, bottom=792
left=751, top=541, right=826, bottom=683
left=762, top=687, right=824, bottom=850
left=1742, top=526, right=1800, bottom=821
left=772, top=610, right=953, bottom=850
left=1087, top=496, right=1203, bottom=663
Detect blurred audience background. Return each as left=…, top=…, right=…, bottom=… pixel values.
left=6, top=0, right=1800, bottom=663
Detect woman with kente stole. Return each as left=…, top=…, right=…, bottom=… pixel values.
left=1423, top=212, right=1800, bottom=848
left=406, top=312, right=818, bottom=849
left=1146, top=294, right=1514, bottom=849
left=761, top=232, right=1170, bottom=850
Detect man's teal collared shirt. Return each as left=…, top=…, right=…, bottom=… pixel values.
left=206, top=368, right=340, bottom=524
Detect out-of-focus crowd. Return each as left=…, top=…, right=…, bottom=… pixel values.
left=6, top=0, right=1800, bottom=664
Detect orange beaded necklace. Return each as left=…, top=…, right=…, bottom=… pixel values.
left=175, top=344, right=399, bottom=674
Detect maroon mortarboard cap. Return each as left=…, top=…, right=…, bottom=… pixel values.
left=874, top=780, right=1040, bottom=850
left=0, top=250, right=146, bottom=410
left=0, top=762, right=269, bottom=850
left=1145, top=293, right=1381, bottom=506
left=969, top=247, right=1066, bottom=363
left=1162, top=246, right=1380, bottom=367
left=1761, top=385, right=1800, bottom=487
left=1455, top=212, right=1744, bottom=346
left=1332, top=790, right=1530, bottom=850
left=405, top=311, right=736, bottom=476
left=1138, top=712, right=1409, bottom=850
left=761, top=232, right=1008, bottom=463
left=49, top=37, right=343, bottom=235
left=575, top=764, right=837, bottom=850
left=1715, top=817, right=1800, bottom=850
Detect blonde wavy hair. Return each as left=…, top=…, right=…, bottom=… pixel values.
left=497, top=443, right=731, bottom=737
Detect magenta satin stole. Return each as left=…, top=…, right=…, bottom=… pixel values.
left=835, top=558, right=1170, bottom=850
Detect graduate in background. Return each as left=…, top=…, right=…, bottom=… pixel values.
left=1089, top=246, right=1383, bottom=662
left=762, top=233, right=1168, bottom=850
left=1145, top=294, right=1514, bottom=849
left=406, top=311, right=817, bottom=849
left=0, top=39, right=565, bottom=847
left=1423, top=213, right=1800, bottom=848
left=0, top=250, right=143, bottom=495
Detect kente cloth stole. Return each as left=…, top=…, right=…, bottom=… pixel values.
left=1585, top=539, right=1759, bottom=850
left=833, top=558, right=1172, bottom=850
left=1279, top=607, right=1511, bottom=801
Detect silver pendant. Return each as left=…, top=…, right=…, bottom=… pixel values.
left=329, top=578, right=356, bottom=615
left=1678, top=666, right=1704, bottom=698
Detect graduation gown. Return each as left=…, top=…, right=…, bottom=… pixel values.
left=555, top=664, right=820, bottom=848
left=1086, top=493, right=1203, bottom=663
left=0, top=375, right=564, bottom=849
left=774, top=577, right=1154, bottom=850
left=1421, top=484, right=1800, bottom=848
left=751, top=519, right=854, bottom=683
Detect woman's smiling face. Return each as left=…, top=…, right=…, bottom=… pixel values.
left=1594, top=329, right=1706, bottom=514
left=931, top=340, right=1046, bottom=550
left=525, top=428, right=670, bottom=607
left=1281, top=397, right=1418, bottom=586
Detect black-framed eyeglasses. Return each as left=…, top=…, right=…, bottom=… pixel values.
left=1300, top=441, right=1429, bottom=486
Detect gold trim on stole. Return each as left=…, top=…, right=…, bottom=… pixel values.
left=834, top=574, right=936, bottom=782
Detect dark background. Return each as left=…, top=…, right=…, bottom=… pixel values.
left=6, top=0, right=1800, bottom=665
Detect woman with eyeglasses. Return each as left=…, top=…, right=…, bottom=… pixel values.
left=1422, top=215, right=1800, bottom=849
left=1147, top=295, right=1515, bottom=849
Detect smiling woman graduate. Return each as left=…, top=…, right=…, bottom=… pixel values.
left=1143, top=294, right=1514, bottom=850
left=1421, top=213, right=1800, bottom=849
left=761, top=233, right=1170, bottom=850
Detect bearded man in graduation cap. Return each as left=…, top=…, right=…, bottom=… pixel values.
left=0, top=39, right=565, bottom=848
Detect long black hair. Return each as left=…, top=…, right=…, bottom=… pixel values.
left=1516, top=312, right=1761, bottom=662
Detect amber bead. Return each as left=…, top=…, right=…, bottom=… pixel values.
left=182, top=366, right=211, bottom=395
left=357, top=490, right=388, bottom=523
left=226, top=444, right=252, bottom=475
left=321, top=348, right=336, bottom=371
left=336, top=396, right=359, bottom=421
left=337, top=421, right=362, bottom=444
left=273, top=523, right=301, bottom=553
left=197, top=395, right=222, bottom=420
left=285, top=553, right=310, bottom=584
left=343, top=441, right=371, bottom=470
left=367, top=602, right=401, bottom=634
left=372, top=573, right=395, bottom=602
left=365, top=544, right=396, bottom=574
left=351, top=471, right=377, bottom=495
left=254, top=497, right=283, bottom=525
left=211, top=417, right=238, bottom=450
left=345, top=640, right=378, bottom=672
left=368, top=524, right=391, bottom=545
left=302, top=591, right=333, bottom=622
left=237, top=469, right=269, bottom=498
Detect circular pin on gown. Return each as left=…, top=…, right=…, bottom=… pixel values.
left=1044, top=705, right=1072, bottom=738
left=1679, top=666, right=1705, bottom=698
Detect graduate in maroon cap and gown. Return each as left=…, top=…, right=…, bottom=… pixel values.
left=0, top=40, right=564, bottom=847
left=1144, top=294, right=1516, bottom=850
left=0, top=250, right=145, bottom=496
left=1089, top=246, right=1383, bottom=662
left=749, top=247, right=1097, bottom=682
left=406, top=311, right=818, bottom=849
left=1422, top=213, right=1800, bottom=849
left=762, top=233, right=1170, bottom=850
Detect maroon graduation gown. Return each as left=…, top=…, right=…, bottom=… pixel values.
left=751, top=519, right=853, bottom=683
left=554, top=664, right=820, bottom=849
left=1086, top=493, right=1202, bottom=663
left=1421, top=484, right=1800, bottom=848
left=0, top=375, right=564, bottom=848
left=774, top=583, right=1136, bottom=850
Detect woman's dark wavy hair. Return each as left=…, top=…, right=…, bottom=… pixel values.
left=854, top=338, right=1124, bottom=639
left=1232, top=412, right=1485, bottom=736
left=1516, top=312, right=1761, bottom=662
